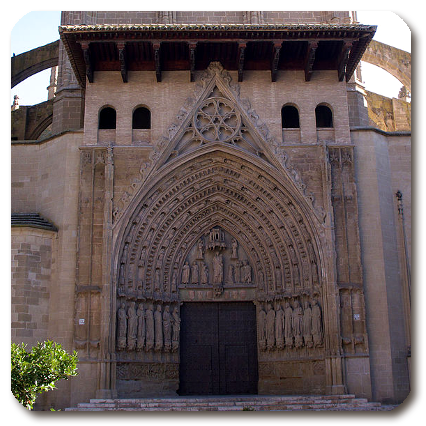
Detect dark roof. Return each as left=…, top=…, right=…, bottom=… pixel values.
left=59, top=22, right=376, bottom=86
left=11, top=213, right=58, bottom=232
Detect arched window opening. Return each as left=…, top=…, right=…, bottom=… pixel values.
left=98, top=107, right=116, bottom=129
left=281, top=105, right=300, bottom=128
left=315, top=105, right=333, bottom=128
left=132, top=107, right=151, bottom=129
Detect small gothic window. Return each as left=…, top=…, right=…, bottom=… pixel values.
left=315, top=105, right=333, bottom=128
left=281, top=105, right=300, bottom=128
left=132, top=107, right=151, bottom=129
left=98, top=107, right=116, bottom=129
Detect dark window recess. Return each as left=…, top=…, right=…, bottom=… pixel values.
left=315, top=105, right=333, bottom=128
left=99, top=107, right=116, bottom=129
left=281, top=105, right=300, bottom=128
left=132, top=107, right=151, bottom=129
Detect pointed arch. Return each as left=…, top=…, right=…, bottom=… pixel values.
left=113, top=146, right=325, bottom=305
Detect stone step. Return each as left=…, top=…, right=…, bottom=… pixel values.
left=65, top=394, right=390, bottom=412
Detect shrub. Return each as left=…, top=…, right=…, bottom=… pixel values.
left=11, top=340, right=78, bottom=410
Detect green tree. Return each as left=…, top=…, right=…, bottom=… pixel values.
left=11, top=340, right=78, bottom=410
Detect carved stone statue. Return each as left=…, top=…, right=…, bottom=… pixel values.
left=145, top=304, right=154, bottom=351
left=163, top=305, right=172, bottom=352
left=234, top=260, right=241, bottom=282
left=231, top=238, right=238, bottom=259
left=181, top=261, right=190, bottom=285
left=201, top=262, right=209, bottom=285
left=284, top=301, right=293, bottom=348
left=136, top=303, right=145, bottom=351
left=154, top=305, right=163, bottom=352
left=242, top=260, right=252, bottom=284
left=137, top=259, right=145, bottom=287
left=117, top=302, right=127, bottom=350
left=154, top=268, right=161, bottom=292
left=172, top=306, right=181, bottom=352
left=275, top=303, right=284, bottom=350
left=227, top=264, right=234, bottom=284
left=196, top=238, right=204, bottom=259
left=191, top=262, right=199, bottom=285
left=127, top=301, right=137, bottom=350
left=258, top=305, right=267, bottom=351
left=303, top=301, right=313, bottom=348
left=293, top=300, right=304, bottom=348
left=266, top=304, right=275, bottom=350
left=213, top=252, right=223, bottom=284
left=312, top=299, right=323, bottom=347
left=171, top=271, right=178, bottom=292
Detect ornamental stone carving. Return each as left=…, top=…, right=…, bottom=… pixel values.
left=257, top=298, right=324, bottom=353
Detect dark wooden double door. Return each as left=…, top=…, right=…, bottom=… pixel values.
left=179, top=302, right=258, bottom=395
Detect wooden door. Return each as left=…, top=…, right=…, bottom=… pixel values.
left=179, top=302, right=258, bottom=395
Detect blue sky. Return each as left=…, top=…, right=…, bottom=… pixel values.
left=8, top=10, right=411, bottom=106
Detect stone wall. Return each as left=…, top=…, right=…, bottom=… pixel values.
left=11, top=228, right=56, bottom=345
left=351, top=128, right=411, bottom=403
left=11, top=132, right=82, bottom=409
left=61, top=11, right=353, bottom=26
left=366, top=90, right=411, bottom=132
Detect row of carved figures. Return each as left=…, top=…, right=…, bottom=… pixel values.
left=258, top=299, right=323, bottom=351
left=117, top=301, right=180, bottom=353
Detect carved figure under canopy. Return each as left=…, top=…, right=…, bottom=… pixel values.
left=191, top=262, right=199, bottom=284
left=145, top=304, right=154, bottom=352
left=127, top=301, right=137, bottom=350
left=181, top=261, right=190, bottom=284
left=293, top=300, right=304, bottom=348
left=275, top=304, right=284, bottom=349
left=172, top=306, right=181, bottom=352
left=117, top=302, right=127, bottom=350
left=163, top=305, right=172, bottom=352
left=213, top=252, right=224, bottom=284
left=302, top=301, right=313, bottom=348
left=136, top=303, right=145, bottom=350
left=154, top=305, right=163, bottom=352
left=201, top=262, right=209, bottom=285
left=266, top=304, right=276, bottom=350
left=284, top=301, right=293, bottom=348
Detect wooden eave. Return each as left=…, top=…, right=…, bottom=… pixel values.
left=59, top=23, right=376, bottom=86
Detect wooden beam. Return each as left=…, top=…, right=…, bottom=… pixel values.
left=189, top=42, right=197, bottom=82
left=80, top=42, right=94, bottom=83
left=153, top=42, right=161, bottom=82
left=304, top=41, right=318, bottom=82
left=117, top=42, right=128, bottom=83
left=271, top=41, right=282, bottom=82
left=237, top=42, right=246, bottom=82
left=337, top=41, right=353, bottom=82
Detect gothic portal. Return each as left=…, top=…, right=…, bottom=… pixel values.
left=12, top=12, right=411, bottom=409
left=106, top=63, right=355, bottom=397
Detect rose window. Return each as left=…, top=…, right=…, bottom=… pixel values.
left=193, top=97, right=241, bottom=143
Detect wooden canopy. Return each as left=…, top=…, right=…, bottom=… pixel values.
left=59, top=23, right=376, bottom=86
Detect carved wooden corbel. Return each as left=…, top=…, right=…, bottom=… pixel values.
left=117, top=42, right=128, bottom=83
left=337, top=41, right=353, bottom=82
left=80, top=41, right=94, bottom=83
left=238, top=42, right=247, bottom=82
left=153, top=42, right=162, bottom=82
left=304, top=41, right=319, bottom=82
left=271, top=41, right=282, bottom=82
left=188, top=42, right=197, bottom=82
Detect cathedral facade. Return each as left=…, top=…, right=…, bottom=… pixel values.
left=11, top=11, right=411, bottom=410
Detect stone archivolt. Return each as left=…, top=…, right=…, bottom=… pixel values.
left=114, top=147, right=324, bottom=353
left=112, top=62, right=327, bottom=357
